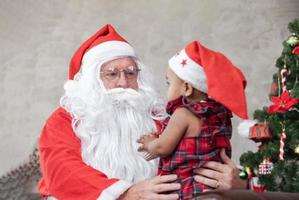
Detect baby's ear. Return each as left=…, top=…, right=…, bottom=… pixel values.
left=184, top=82, right=193, bottom=97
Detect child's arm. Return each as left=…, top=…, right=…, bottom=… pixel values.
left=138, top=107, right=190, bottom=158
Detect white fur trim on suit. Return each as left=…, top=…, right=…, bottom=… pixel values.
left=82, top=41, right=136, bottom=66
left=45, top=180, right=132, bottom=200
left=168, top=49, right=207, bottom=93
left=97, top=180, right=133, bottom=200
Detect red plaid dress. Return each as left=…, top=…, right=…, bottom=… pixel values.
left=158, top=96, right=232, bottom=199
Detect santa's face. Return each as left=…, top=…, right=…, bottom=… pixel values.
left=100, top=57, right=139, bottom=90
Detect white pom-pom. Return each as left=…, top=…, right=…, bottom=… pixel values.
left=237, top=120, right=257, bottom=138
left=64, top=80, right=79, bottom=93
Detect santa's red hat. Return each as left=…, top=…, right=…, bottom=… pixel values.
left=69, top=24, right=136, bottom=80
left=168, top=41, right=248, bottom=119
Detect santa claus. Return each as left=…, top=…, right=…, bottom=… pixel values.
left=38, top=24, right=245, bottom=200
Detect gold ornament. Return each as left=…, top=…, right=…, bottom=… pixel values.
left=295, top=145, right=299, bottom=154
left=245, top=166, right=253, bottom=176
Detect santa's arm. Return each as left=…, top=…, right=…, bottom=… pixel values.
left=138, top=108, right=188, bottom=158
left=39, top=108, right=132, bottom=200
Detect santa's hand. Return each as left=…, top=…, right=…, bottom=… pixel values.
left=118, top=174, right=180, bottom=200
left=193, top=148, right=246, bottom=190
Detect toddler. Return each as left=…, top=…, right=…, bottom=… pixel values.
left=138, top=41, right=248, bottom=199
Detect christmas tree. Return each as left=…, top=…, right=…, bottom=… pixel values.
left=239, top=18, right=299, bottom=192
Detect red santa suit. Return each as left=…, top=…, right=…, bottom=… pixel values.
left=38, top=24, right=155, bottom=200
left=39, top=107, right=133, bottom=199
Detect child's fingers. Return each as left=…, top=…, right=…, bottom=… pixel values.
left=137, top=135, right=147, bottom=143
left=149, top=132, right=158, bottom=136
left=137, top=145, right=146, bottom=152
left=145, top=154, right=152, bottom=161
left=136, top=138, right=143, bottom=143
left=145, top=153, right=156, bottom=161
left=145, top=153, right=153, bottom=160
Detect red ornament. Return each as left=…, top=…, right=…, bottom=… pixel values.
left=268, top=91, right=298, bottom=113
left=250, top=177, right=265, bottom=192
left=249, top=123, right=272, bottom=142
left=253, top=185, right=265, bottom=192
left=292, top=45, right=299, bottom=55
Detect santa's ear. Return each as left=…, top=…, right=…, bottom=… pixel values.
left=184, top=82, right=193, bottom=97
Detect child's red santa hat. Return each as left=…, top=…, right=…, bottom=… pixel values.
left=168, top=41, right=248, bottom=119
left=68, top=24, right=136, bottom=80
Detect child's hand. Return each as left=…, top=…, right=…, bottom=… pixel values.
left=137, top=132, right=157, bottom=152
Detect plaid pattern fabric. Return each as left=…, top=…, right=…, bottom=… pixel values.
left=158, top=96, right=232, bottom=199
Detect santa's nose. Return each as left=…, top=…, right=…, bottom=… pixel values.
left=116, top=71, right=128, bottom=88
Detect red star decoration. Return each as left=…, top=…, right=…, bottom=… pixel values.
left=268, top=91, right=298, bottom=113
left=181, top=59, right=187, bottom=67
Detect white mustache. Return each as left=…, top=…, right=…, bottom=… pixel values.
left=105, top=88, right=141, bottom=96
left=103, top=88, right=144, bottom=110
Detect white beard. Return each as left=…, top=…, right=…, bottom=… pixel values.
left=64, top=87, right=159, bottom=183
left=60, top=58, right=167, bottom=183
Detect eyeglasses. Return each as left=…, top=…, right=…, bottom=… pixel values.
left=100, top=66, right=141, bottom=80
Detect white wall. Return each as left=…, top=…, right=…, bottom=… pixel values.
left=0, top=0, right=298, bottom=175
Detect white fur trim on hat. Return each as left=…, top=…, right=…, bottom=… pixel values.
left=82, top=41, right=136, bottom=66
left=168, top=49, right=207, bottom=93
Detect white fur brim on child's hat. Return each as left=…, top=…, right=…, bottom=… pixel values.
left=168, top=41, right=248, bottom=119
left=68, top=24, right=136, bottom=80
